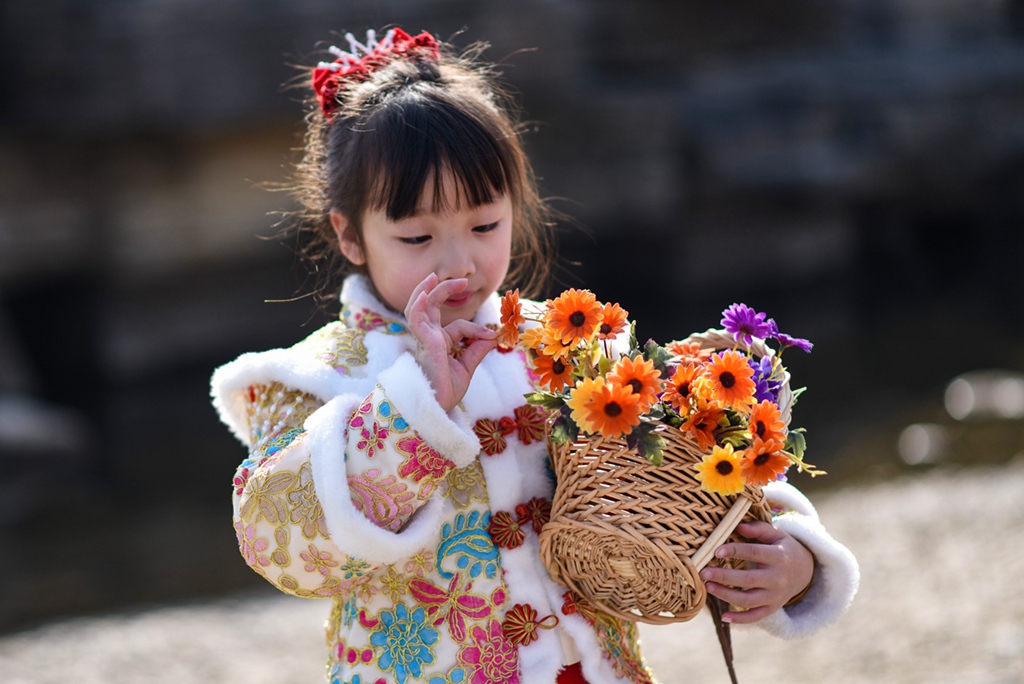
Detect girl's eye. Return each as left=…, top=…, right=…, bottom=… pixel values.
left=473, top=221, right=500, bottom=234
left=398, top=235, right=431, bottom=245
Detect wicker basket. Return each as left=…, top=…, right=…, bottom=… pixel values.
left=538, top=330, right=793, bottom=625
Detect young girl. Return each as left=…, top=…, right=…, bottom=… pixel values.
left=211, top=28, right=858, bottom=684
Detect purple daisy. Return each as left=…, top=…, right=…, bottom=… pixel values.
left=776, top=333, right=814, bottom=353
left=749, top=356, right=782, bottom=403
left=721, top=303, right=773, bottom=345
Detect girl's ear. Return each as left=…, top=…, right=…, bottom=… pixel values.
left=330, top=208, right=366, bottom=265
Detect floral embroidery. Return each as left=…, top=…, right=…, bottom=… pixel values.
left=368, top=602, right=439, bottom=684
left=376, top=398, right=410, bottom=432
left=348, top=468, right=416, bottom=531
left=427, top=667, right=469, bottom=684
left=458, top=618, right=519, bottom=684
left=408, top=573, right=492, bottom=642
left=397, top=436, right=456, bottom=486
left=487, top=511, right=525, bottom=550
left=443, top=462, right=489, bottom=509
left=300, top=544, right=339, bottom=577
left=233, top=466, right=252, bottom=496
left=234, top=522, right=270, bottom=569
left=381, top=566, right=409, bottom=602
left=500, top=603, right=558, bottom=647
left=437, top=510, right=500, bottom=580
left=405, top=550, right=436, bottom=579
left=338, top=637, right=376, bottom=668
left=287, top=461, right=327, bottom=539
left=313, top=325, right=370, bottom=374
left=341, top=557, right=371, bottom=580
left=356, top=421, right=389, bottom=458
left=343, top=306, right=408, bottom=335
left=239, top=470, right=295, bottom=524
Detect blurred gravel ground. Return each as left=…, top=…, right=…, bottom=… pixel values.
left=2, top=463, right=1023, bottom=684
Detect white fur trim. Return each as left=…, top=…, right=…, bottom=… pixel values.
left=211, top=348, right=354, bottom=445
left=305, top=395, right=445, bottom=566
left=754, top=511, right=860, bottom=640
left=377, top=353, right=481, bottom=468
left=763, top=480, right=820, bottom=521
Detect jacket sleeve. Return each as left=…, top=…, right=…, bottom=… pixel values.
left=231, top=351, right=481, bottom=599
left=752, top=481, right=860, bottom=639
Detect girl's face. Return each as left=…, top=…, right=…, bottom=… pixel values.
left=333, top=173, right=513, bottom=327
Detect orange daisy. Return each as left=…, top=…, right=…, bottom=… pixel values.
left=662, top=362, right=700, bottom=412
left=539, top=327, right=577, bottom=361
left=740, top=438, right=790, bottom=486
left=532, top=352, right=575, bottom=392
left=607, top=356, right=663, bottom=412
left=577, top=380, right=643, bottom=438
left=520, top=326, right=546, bottom=351
left=748, top=400, right=786, bottom=444
left=695, top=443, right=746, bottom=495
left=567, top=376, right=606, bottom=429
left=546, top=289, right=602, bottom=345
left=705, top=350, right=756, bottom=411
left=596, top=303, right=628, bottom=340
left=497, top=289, right=524, bottom=349
left=667, top=340, right=711, bottom=362
left=681, top=403, right=724, bottom=451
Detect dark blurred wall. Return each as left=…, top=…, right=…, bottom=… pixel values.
left=2, top=0, right=1024, bottom=632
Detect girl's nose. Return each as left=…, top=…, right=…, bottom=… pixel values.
left=439, top=240, right=475, bottom=280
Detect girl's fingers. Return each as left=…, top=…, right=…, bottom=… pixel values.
left=715, top=540, right=779, bottom=566
left=445, top=319, right=497, bottom=343
left=425, top=277, right=469, bottom=309
left=700, top=565, right=768, bottom=591
left=405, top=273, right=439, bottom=320
left=735, top=521, right=786, bottom=544
left=456, top=337, right=499, bottom=376
left=721, top=605, right=775, bottom=625
left=704, top=582, right=770, bottom=611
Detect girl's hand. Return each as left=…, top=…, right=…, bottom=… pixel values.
left=699, top=521, right=814, bottom=624
left=405, top=273, right=497, bottom=412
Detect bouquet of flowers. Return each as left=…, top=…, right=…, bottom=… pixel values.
left=498, top=289, right=823, bottom=493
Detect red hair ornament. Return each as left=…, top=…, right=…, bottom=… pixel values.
left=312, top=28, right=440, bottom=118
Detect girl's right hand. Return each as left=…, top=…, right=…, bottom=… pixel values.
left=404, top=273, right=497, bottom=412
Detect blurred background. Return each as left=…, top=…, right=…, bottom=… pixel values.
left=1, top=0, right=1023, bottom=677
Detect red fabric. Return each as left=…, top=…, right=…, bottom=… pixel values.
left=557, top=662, right=590, bottom=684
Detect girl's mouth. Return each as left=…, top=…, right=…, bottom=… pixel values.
left=443, top=291, right=473, bottom=308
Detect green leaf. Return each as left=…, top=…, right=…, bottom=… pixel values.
left=524, top=391, right=565, bottom=410
left=549, top=415, right=577, bottom=445
left=642, top=339, right=673, bottom=376
left=627, top=424, right=665, bottom=466
left=784, top=428, right=807, bottom=462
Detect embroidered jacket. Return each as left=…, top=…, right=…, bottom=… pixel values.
left=211, top=275, right=859, bottom=684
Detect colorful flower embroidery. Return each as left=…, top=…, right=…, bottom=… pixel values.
left=397, top=436, right=456, bottom=482
left=437, top=510, right=499, bottom=580
left=473, top=418, right=510, bottom=456
left=443, top=462, right=489, bottom=509
left=369, top=602, right=439, bottom=684
left=348, top=469, right=416, bottom=531
left=288, top=461, right=327, bottom=540
left=407, top=573, right=492, bottom=642
left=234, top=522, right=270, bottom=569
left=300, top=544, right=339, bottom=577
left=356, top=421, right=389, bottom=458
left=340, top=557, right=371, bottom=580
left=381, top=566, right=409, bottom=602
left=458, top=618, right=519, bottom=684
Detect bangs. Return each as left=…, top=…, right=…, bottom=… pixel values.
left=355, top=91, right=514, bottom=220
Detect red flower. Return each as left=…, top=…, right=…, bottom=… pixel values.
left=513, top=404, right=547, bottom=445
left=516, top=497, right=551, bottom=534
left=560, top=591, right=597, bottom=625
left=501, top=603, right=559, bottom=647
left=474, top=418, right=508, bottom=455
left=488, top=510, right=526, bottom=549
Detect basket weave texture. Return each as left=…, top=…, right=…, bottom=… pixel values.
left=538, top=330, right=793, bottom=625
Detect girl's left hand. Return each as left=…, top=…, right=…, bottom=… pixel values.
left=699, top=521, right=814, bottom=624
